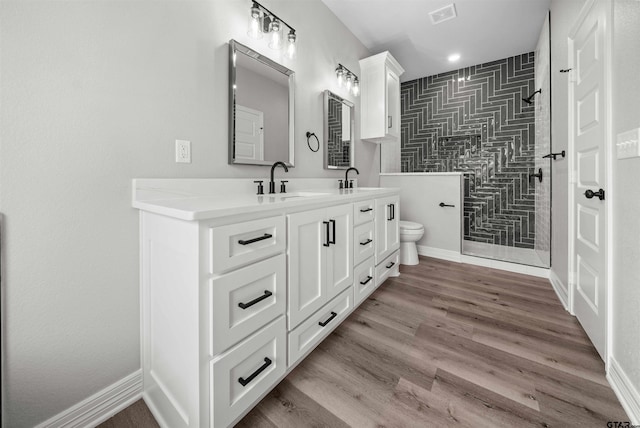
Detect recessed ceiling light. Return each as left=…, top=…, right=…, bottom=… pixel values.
left=429, top=4, right=457, bottom=25
left=448, top=53, right=461, bottom=62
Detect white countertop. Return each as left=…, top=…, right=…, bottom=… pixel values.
left=132, top=178, right=399, bottom=221
left=379, top=172, right=464, bottom=176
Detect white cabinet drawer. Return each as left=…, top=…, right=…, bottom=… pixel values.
left=288, top=287, right=352, bottom=367
left=353, top=258, right=376, bottom=306
left=354, top=221, right=375, bottom=266
left=209, top=216, right=285, bottom=274
left=354, top=199, right=375, bottom=226
left=211, top=316, right=286, bottom=428
left=376, top=250, right=399, bottom=287
left=209, top=254, right=286, bottom=356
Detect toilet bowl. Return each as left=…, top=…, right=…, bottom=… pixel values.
left=399, top=220, right=425, bottom=265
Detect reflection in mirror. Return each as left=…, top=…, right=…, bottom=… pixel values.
left=324, top=90, right=354, bottom=169
left=229, top=40, right=294, bottom=166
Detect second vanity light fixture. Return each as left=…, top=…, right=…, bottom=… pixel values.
left=336, top=64, right=359, bottom=97
left=248, top=1, right=296, bottom=59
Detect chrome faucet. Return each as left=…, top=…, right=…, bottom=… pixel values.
left=345, top=167, right=359, bottom=188
left=269, top=161, right=289, bottom=194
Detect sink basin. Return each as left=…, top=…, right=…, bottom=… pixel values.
left=277, top=191, right=331, bottom=200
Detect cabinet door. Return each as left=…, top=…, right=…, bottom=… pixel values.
left=325, top=204, right=353, bottom=301
left=386, top=69, right=400, bottom=139
left=287, top=209, right=327, bottom=330
left=375, top=195, right=400, bottom=264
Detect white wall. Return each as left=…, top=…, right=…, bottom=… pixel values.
left=611, top=0, right=640, bottom=411
left=0, top=1, right=372, bottom=426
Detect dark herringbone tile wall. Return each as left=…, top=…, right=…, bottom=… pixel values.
left=327, top=97, right=350, bottom=168
left=400, top=52, right=537, bottom=248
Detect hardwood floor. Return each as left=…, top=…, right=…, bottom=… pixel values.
left=99, top=257, right=628, bottom=427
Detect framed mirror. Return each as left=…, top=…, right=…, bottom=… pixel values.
left=229, top=39, right=295, bottom=166
left=324, top=90, right=354, bottom=169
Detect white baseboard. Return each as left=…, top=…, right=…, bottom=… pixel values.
left=35, top=370, right=142, bottom=428
left=417, top=245, right=462, bottom=263
left=549, top=268, right=570, bottom=310
left=608, top=357, right=640, bottom=424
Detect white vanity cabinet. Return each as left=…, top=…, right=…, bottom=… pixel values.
left=287, top=204, right=353, bottom=330
left=374, top=194, right=400, bottom=264
left=359, top=51, right=405, bottom=143
left=133, top=180, right=400, bottom=428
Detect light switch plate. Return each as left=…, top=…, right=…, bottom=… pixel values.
left=616, top=128, right=640, bottom=160
left=176, top=140, right=191, bottom=163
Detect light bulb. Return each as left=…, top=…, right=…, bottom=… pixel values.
left=346, top=73, right=353, bottom=92
left=352, top=78, right=360, bottom=96
left=268, top=18, right=282, bottom=49
left=286, top=31, right=296, bottom=59
left=247, top=4, right=262, bottom=39
left=336, top=67, right=344, bottom=87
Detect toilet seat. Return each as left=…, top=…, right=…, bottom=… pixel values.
left=400, top=220, right=423, bottom=231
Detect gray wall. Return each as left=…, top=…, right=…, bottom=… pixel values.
left=0, top=1, right=372, bottom=426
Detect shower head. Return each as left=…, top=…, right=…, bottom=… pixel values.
left=523, top=89, right=542, bottom=105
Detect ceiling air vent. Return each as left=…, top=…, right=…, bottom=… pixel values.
left=429, top=3, right=457, bottom=25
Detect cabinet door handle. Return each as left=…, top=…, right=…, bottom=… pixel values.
left=439, top=202, right=455, bottom=208
left=238, top=290, right=273, bottom=310
left=329, top=219, right=336, bottom=245
left=318, top=311, right=338, bottom=327
left=360, top=238, right=373, bottom=246
left=238, top=233, right=272, bottom=245
left=238, top=357, right=272, bottom=387
left=359, top=207, right=373, bottom=213
left=388, top=115, right=392, bottom=129
left=360, top=275, right=373, bottom=285
left=392, top=204, right=395, bottom=220
left=387, top=204, right=392, bottom=221
left=323, top=221, right=330, bottom=247
left=386, top=261, right=395, bottom=269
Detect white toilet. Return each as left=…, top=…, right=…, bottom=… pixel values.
left=399, top=220, right=425, bottom=265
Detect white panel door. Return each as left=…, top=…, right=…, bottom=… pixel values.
left=325, top=203, right=354, bottom=301
left=287, top=209, right=327, bottom=330
left=375, top=195, right=400, bottom=264
left=235, top=104, right=264, bottom=161
left=569, top=0, right=610, bottom=360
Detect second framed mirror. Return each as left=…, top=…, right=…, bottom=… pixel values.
left=324, top=90, right=354, bottom=169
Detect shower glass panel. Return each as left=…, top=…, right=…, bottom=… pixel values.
left=398, top=13, right=551, bottom=268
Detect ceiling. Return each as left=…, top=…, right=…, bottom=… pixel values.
left=321, top=0, right=551, bottom=82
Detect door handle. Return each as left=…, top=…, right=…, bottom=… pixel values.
left=584, top=188, right=605, bottom=200
left=322, top=221, right=330, bottom=247
left=439, top=202, right=455, bottom=208
left=388, top=115, right=392, bottom=129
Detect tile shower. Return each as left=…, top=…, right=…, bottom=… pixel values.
left=400, top=52, right=550, bottom=267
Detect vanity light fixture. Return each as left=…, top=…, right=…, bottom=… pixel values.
left=335, top=64, right=359, bottom=97
left=247, top=1, right=297, bottom=59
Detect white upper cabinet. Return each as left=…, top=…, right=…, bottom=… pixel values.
left=359, top=52, right=405, bottom=143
